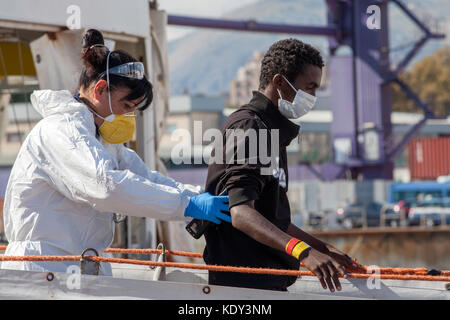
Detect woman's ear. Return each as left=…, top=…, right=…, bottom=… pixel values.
left=93, top=80, right=108, bottom=101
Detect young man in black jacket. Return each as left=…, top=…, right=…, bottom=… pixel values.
left=203, top=39, right=356, bottom=292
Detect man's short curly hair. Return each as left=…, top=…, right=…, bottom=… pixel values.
left=259, top=38, right=324, bottom=90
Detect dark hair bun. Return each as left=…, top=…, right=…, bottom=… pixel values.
left=82, top=29, right=104, bottom=48
left=81, top=29, right=108, bottom=71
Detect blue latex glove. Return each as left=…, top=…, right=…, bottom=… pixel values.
left=184, top=192, right=232, bottom=224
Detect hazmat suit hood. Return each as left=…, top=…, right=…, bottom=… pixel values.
left=31, top=90, right=85, bottom=118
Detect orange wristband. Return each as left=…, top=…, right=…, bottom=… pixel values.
left=285, top=238, right=310, bottom=260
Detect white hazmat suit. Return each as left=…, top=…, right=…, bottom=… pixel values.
left=1, top=90, right=201, bottom=275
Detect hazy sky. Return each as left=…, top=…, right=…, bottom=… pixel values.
left=157, top=0, right=259, bottom=41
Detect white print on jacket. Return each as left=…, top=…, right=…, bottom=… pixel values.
left=272, top=156, right=286, bottom=189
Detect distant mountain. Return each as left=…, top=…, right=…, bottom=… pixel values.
left=168, top=0, right=449, bottom=96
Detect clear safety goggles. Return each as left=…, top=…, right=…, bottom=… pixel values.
left=89, top=45, right=145, bottom=80
left=108, top=62, right=145, bottom=80
left=99, top=61, right=145, bottom=80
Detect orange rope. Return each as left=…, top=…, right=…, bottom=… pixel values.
left=0, top=255, right=79, bottom=262
left=0, top=245, right=203, bottom=258
left=348, top=264, right=450, bottom=276
left=0, top=254, right=449, bottom=282
left=78, top=248, right=450, bottom=277
left=87, top=256, right=450, bottom=281
left=1, top=245, right=449, bottom=280
left=103, top=247, right=203, bottom=258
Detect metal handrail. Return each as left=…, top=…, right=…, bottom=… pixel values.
left=380, top=205, right=388, bottom=227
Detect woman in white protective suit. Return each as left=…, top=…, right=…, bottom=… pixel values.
left=0, top=29, right=231, bottom=275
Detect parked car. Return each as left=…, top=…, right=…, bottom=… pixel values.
left=336, top=202, right=399, bottom=228
left=407, top=198, right=450, bottom=227
left=381, top=203, right=401, bottom=227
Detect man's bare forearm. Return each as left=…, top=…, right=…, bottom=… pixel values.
left=286, top=223, right=329, bottom=253
left=230, top=202, right=329, bottom=255
left=230, top=201, right=291, bottom=252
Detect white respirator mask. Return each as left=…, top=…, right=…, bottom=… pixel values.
left=277, top=75, right=317, bottom=119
